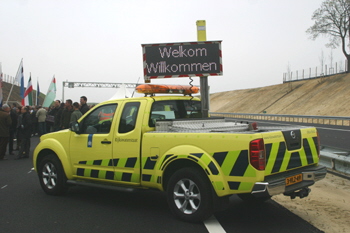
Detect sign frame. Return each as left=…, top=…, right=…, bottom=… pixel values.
left=142, top=40, right=223, bottom=82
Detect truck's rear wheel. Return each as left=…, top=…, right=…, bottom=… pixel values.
left=38, top=154, right=68, bottom=195
left=166, top=167, right=213, bottom=222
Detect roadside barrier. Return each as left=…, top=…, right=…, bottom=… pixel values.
left=320, top=148, right=350, bottom=175
left=210, top=112, right=350, bottom=126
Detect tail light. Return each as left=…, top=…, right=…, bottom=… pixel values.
left=250, top=138, right=266, bottom=170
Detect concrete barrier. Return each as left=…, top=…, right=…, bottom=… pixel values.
left=320, top=149, right=350, bottom=175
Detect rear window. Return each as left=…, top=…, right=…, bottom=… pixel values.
left=149, top=100, right=201, bottom=127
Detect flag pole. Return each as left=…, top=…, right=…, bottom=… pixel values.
left=6, top=58, right=23, bottom=104
left=36, top=77, right=39, bottom=105
left=31, top=72, right=33, bottom=106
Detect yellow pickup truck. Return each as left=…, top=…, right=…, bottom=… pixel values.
left=33, top=84, right=326, bottom=222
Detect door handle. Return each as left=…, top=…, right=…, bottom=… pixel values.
left=101, top=141, right=111, bottom=144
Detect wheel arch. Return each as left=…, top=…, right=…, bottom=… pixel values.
left=162, top=159, right=209, bottom=192
left=34, top=139, right=73, bottom=179
left=159, top=145, right=226, bottom=196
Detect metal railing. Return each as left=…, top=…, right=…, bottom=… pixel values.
left=283, top=60, right=347, bottom=83
left=209, top=112, right=350, bottom=126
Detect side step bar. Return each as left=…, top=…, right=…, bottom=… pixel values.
left=67, top=180, right=137, bottom=193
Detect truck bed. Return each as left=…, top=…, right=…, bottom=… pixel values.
left=153, top=118, right=307, bottom=133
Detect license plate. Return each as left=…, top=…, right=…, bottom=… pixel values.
left=286, top=174, right=303, bottom=186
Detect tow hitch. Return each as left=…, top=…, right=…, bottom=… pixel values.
left=285, top=187, right=311, bottom=199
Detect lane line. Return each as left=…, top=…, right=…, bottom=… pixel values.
left=1, top=185, right=8, bottom=189
left=204, top=215, right=226, bottom=233
left=314, top=127, right=350, bottom=132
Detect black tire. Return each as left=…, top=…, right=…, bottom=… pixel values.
left=237, top=193, right=271, bottom=204
left=38, top=154, right=68, bottom=195
left=166, top=167, right=214, bottom=222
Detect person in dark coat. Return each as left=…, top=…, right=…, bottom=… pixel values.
left=45, top=106, right=53, bottom=133
left=8, top=103, right=18, bottom=155
left=15, top=106, right=22, bottom=150
left=15, top=106, right=32, bottom=159
left=31, top=106, right=38, bottom=136
left=60, top=99, right=73, bottom=129
left=0, top=104, right=12, bottom=160
left=80, top=96, right=89, bottom=115
left=70, top=102, right=83, bottom=123
left=47, top=101, right=59, bottom=132
left=54, top=102, right=64, bottom=131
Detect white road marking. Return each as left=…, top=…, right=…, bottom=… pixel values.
left=1, top=185, right=8, bottom=189
left=28, top=167, right=34, bottom=173
left=204, top=215, right=226, bottom=233
left=314, top=126, right=350, bottom=132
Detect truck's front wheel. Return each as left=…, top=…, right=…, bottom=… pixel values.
left=38, top=154, right=68, bottom=195
left=167, top=167, right=213, bottom=222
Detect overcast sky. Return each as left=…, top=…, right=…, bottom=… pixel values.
left=0, top=0, right=345, bottom=103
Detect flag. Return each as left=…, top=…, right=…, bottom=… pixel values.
left=23, top=75, right=33, bottom=106
left=15, top=59, right=24, bottom=99
left=37, top=79, right=40, bottom=105
left=43, top=76, right=56, bottom=108
left=0, top=63, right=3, bottom=107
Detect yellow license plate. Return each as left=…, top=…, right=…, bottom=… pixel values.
left=286, top=174, right=303, bottom=186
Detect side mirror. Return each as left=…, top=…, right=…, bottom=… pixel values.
left=70, top=121, right=81, bottom=134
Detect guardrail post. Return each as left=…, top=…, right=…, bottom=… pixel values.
left=336, top=62, right=337, bottom=73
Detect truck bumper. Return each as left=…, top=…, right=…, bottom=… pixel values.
left=251, top=165, right=327, bottom=197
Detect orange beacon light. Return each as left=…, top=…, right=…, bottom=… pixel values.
left=135, top=84, right=199, bottom=95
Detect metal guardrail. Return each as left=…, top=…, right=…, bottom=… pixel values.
left=209, top=112, right=350, bottom=126
left=320, top=149, right=350, bottom=175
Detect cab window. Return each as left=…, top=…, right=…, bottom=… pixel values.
left=149, top=100, right=202, bottom=127
left=118, top=102, right=140, bottom=133
left=80, top=104, right=117, bottom=134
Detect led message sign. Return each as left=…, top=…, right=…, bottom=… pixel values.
left=142, top=41, right=222, bottom=80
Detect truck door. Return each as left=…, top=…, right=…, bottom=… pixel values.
left=69, top=103, right=118, bottom=181
left=112, top=100, right=146, bottom=185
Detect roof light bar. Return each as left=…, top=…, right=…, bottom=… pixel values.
left=135, top=84, right=199, bottom=95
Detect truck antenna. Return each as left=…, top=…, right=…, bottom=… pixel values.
left=131, top=77, right=141, bottom=98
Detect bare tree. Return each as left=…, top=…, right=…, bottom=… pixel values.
left=306, top=0, right=350, bottom=72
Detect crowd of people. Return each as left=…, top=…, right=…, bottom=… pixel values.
left=0, top=96, right=91, bottom=161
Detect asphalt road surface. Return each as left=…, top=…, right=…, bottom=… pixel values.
left=0, top=136, right=324, bottom=233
